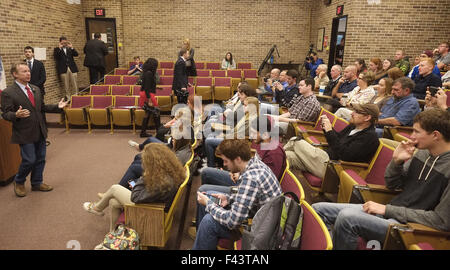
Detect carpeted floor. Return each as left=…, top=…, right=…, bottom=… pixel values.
left=0, top=113, right=198, bottom=250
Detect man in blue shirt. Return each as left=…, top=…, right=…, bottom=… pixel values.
left=376, top=77, right=421, bottom=137
left=305, top=52, right=324, bottom=78
left=274, top=69, right=300, bottom=108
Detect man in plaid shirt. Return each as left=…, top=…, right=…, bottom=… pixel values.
left=271, top=77, right=321, bottom=134
left=192, top=139, right=282, bottom=250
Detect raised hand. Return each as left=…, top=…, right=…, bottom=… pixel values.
left=58, top=98, right=69, bottom=109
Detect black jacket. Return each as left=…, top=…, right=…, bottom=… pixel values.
left=325, top=124, right=380, bottom=163
left=172, top=57, right=188, bottom=91
left=25, top=59, right=46, bottom=95
left=83, top=39, right=108, bottom=68
left=141, top=70, right=157, bottom=97
left=53, top=47, right=79, bottom=74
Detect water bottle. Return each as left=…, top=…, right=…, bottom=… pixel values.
left=319, top=85, right=325, bottom=96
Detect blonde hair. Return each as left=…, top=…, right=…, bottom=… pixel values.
left=183, top=38, right=191, bottom=50
left=141, top=143, right=185, bottom=194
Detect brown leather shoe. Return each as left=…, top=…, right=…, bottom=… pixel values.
left=31, top=183, right=53, bottom=192
left=14, top=182, right=27, bottom=197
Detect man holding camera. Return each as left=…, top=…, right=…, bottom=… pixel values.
left=412, top=58, right=442, bottom=100
left=53, top=36, right=79, bottom=99
left=305, top=52, right=324, bottom=78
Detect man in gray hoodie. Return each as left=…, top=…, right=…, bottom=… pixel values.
left=312, top=108, right=450, bottom=249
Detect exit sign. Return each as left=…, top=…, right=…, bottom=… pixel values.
left=336, top=5, right=344, bottom=16
left=95, top=8, right=105, bottom=17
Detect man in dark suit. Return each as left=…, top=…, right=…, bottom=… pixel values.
left=172, top=47, right=191, bottom=104
left=0, top=63, right=68, bottom=197
left=24, top=46, right=46, bottom=97
left=54, top=36, right=79, bottom=98
left=83, top=33, right=109, bottom=84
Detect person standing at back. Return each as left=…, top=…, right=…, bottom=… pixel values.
left=172, top=47, right=191, bottom=104
left=182, top=38, right=197, bottom=76
left=24, top=46, right=46, bottom=98
left=83, top=33, right=109, bottom=84
left=53, top=36, right=79, bottom=99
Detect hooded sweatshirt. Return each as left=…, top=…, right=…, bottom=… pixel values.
left=384, top=149, right=450, bottom=232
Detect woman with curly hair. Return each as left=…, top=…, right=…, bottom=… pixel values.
left=82, top=143, right=186, bottom=231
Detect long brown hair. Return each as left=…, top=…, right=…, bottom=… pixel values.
left=141, top=143, right=185, bottom=193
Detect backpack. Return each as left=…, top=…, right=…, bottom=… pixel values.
left=241, top=192, right=303, bottom=250
left=95, top=224, right=140, bottom=250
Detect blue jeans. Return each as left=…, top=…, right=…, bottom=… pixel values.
left=118, top=154, right=142, bottom=188
left=201, top=167, right=236, bottom=186
left=312, top=202, right=398, bottom=250
left=15, top=138, right=47, bottom=186
left=375, top=127, right=384, bottom=138
left=192, top=213, right=232, bottom=250
left=204, top=137, right=224, bottom=167
left=139, top=136, right=163, bottom=150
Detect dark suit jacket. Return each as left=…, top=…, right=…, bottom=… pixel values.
left=83, top=39, right=108, bottom=68
left=172, top=57, right=188, bottom=91
left=53, top=47, right=79, bottom=74
left=0, top=82, right=62, bottom=144
left=25, top=59, right=46, bottom=95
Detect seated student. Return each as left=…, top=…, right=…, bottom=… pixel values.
left=284, top=103, right=380, bottom=179
left=314, top=64, right=330, bottom=91
left=376, top=77, right=421, bottom=137
left=387, top=67, right=405, bottom=81
left=433, top=41, right=450, bottom=71
left=331, top=65, right=358, bottom=99
left=221, top=52, right=236, bottom=70
left=334, top=71, right=377, bottom=121
left=408, top=50, right=441, bottom=80
left=425, top=88, right=449, bottom=112
left=412, top=58, right=442, bottom=100
left=371, top=77, right=393, bottom=110
left=82, top=143, right=186, bottom=232
left=204, top=97, right=259, bottom=167
left=274, top=69, right=300, bottom=108
left=192, top=139, right=282, bottom=250
left=368, top=58, right=386, bottom=85
left=128, top=56, right=143, bottom=75
left=270, top=77, right=321, bottom=134
left=393, top=49, right=410, bottom=75
left=354, top=59, right=368, bottom=76
left=323, top=65, right=342, bottom=96
left=312, top=109, right=450, bottom=250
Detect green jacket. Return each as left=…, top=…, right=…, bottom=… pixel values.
left=395, top=59, right=410, bottom=75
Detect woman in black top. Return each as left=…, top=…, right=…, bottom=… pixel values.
left=139, top=58, right=160, bottom=137
left=183, top=38, right=197, bottom=76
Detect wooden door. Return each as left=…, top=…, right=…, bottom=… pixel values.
left=85, top=18, right=118, bottom=75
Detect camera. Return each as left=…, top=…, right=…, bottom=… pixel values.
left=428, top=86, right=440, bottom=97
left=305, top=56, right=314, bottom=61
left=264, top=77, right=268, bottom=83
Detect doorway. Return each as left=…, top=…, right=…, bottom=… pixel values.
left=327, top=15, right=348, bottom=72
left=85, top=18, right=119, bottom=75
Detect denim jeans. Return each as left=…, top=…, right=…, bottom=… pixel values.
left=15, top=138, right=47, bottom=186
left=192, top=213, right=232, bottom=250
left=139, top=136, right=163, bottom=150
left=204, top=137, right=224, bottom=167
left=312, top=202, right=398, bottom=250
left=200, top=167, right=236, bottom=186
left=118, top=154, right=142, bottom=188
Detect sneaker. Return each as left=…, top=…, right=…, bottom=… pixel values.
left=83, top=202, right=104, bottom=216
left=128, top=140, right=139, bottom=148
left=188, top=226, right=197, bottom=240
left=97, top=193, right=104, bottom=199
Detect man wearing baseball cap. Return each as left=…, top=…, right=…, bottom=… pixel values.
left=284, top=103, right=380, bottom=180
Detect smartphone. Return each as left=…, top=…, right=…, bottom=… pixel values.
left=128, top=180, right=136, bottom=188
left=428, top=86, right=439, bottom=97
left=207, top=194, right=221, bottom=205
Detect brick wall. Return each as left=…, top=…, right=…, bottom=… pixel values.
left=0, top=0, right=89, bottom=103
left=311, top=0, right=450, bottom=68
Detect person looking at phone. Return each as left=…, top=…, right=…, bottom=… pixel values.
left=312, top=109, right=450, bottom=249
left=412, top=58, right=442, bottom=100
left=283, top=103, right=380, bottom=179
left=82, top=143, right=186, bottom=232
left=425, top=88, right=449, bottom=112
left=192, top=139, right=282, bottom=250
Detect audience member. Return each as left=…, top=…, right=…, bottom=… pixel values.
left=1, top=63, right=68, bottom=197
left=387, top=67, right=405, bottom=81
left=305, top=52, right=324, bottom=78
left=408, top=51, right=441, bottom=80
left=394, top=49, right=410, bottom=75
left=368, top=58, right=385, bottom=85
left=284, top=103, right=380, bottom=179
left=331, top=65, right=358, bottom=99
left=221, top=52, right=236, bottom=70
left=138, top=58, right=160, bottom=137
left=272, top=77, right=321, bottom=134
left=261, top=68, right=281, bottom=96
left=274, top=69, right=300, bottom=107
left=312, top=108, right=450, bottom=249
left=335, top=71, right=377, bottom=120
left=412, top=58, right=443, bottom=99
left=425, top=88, right=448, bottom=112
left=323, top=65, right=342, bottom=96
left=372, top=77, right=393, bottom=110
left=376, top=77, right=421, bottom=137
left=314, top=64, right=330, bottom=91
left=354, top=59, right=368, bottom=76
left=83, top=33, right=108, bottom=84
left=182, top=38, right=197, bottom=76
left=83, top=143, right=186, bottom=232
left=382, top=59, right=394, bottom=73
left=433, top=41, right=450, bottom=71
left=192, top=139, right=282, bottom=250
left=53, top=36, right=79, bottom=98
left=128, top=56, right=143, bottom=75
left=24, top=46, right=46, bottom=97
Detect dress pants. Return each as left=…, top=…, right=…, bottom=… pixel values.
left=15, top=137, right=46, bottom=187
left=88, top=66, right=106, bottom=84
left=60, top=67, right=78, bottom=97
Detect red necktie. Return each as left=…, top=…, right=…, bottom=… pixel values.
left=25, top=85, right=35, bottom=107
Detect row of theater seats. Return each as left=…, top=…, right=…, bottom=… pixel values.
left=125, top=61, right=252, bottom=70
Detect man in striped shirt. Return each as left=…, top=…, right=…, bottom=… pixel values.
left=192, top=139, right=282, bottom=250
